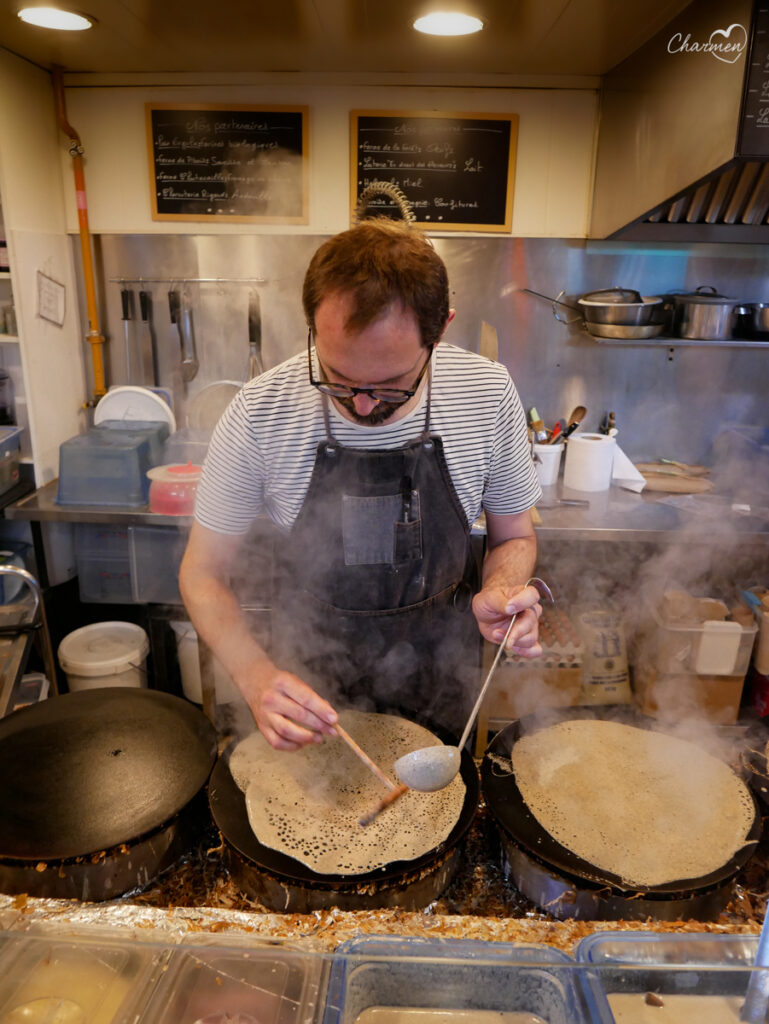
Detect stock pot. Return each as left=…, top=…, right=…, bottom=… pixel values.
left=673, top=286, right=742, bottom=340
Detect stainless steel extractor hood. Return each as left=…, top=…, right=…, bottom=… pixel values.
left=590, top=0, right=769, bottom=242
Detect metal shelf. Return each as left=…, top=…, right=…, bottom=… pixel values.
left=590, top=335, right=769, bottom=349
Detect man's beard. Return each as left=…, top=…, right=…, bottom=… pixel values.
left=335, top=396, right=402, bottom=425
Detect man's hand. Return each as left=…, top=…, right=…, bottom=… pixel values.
left=472, top=581, right=543, bottom=658
left=239, top=665, right=339, bottom=751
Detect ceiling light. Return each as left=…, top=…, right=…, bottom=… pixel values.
left=18, top=7, right=94, bottom=30
left=413, top=11, right=483, bottom=36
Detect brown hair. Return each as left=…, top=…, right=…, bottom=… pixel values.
left=302, top=218, right=449, bottom=348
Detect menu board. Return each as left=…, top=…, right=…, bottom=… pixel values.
left=146, top=104, right=308, bottom=223
left=351, top=110, right=517, bottom=232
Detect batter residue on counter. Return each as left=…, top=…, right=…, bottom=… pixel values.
left=608, top=993, right=743, bottom=1023
left=511, top=719, right=754, bottom=887
left=228, top=711, right=465, bottom=875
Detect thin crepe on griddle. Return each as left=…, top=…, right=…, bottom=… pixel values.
left=511, top=719, right=754, bottom=887
left=229, top=711, right=465, bottom=875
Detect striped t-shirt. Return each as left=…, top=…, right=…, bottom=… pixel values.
left=195, top=342, right=541, bottom=535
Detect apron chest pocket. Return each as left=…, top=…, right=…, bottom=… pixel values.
left=342, top=492, right=423, bottom=565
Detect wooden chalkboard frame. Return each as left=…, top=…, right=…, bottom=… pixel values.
left=146, top=103, right=309, bottom=224
left=350, top=109, right=517, bottom=232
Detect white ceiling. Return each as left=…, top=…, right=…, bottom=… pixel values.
left=0, top=0, right=692, bottom=78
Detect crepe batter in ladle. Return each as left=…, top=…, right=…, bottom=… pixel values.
left=394, top=576, right=554, bottom=792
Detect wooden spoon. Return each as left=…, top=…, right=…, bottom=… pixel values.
left=562, top=405, right=587, bottom=439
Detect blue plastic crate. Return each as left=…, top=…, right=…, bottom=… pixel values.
left=324, top=935, right=585, bottom=1024
left=57, top=423, right=169, bottom=507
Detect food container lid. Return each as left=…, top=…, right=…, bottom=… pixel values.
left=94, top=386, right=176, bottom=432
left=147, top=462, right=202, bottom=483
left=58, top=622, right=150, bottom=676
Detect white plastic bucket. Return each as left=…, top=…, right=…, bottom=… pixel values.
left=58, top=621, right=149, bottom=691
left=170, top=620, right=240, bottom=704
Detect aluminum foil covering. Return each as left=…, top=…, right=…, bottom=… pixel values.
left=0, top=893, right=761, bottom=954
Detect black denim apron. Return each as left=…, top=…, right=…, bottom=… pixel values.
left=271, top=371, right=480, bottom=736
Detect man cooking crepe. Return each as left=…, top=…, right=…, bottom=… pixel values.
left=180, top=219, right=543, bottom=750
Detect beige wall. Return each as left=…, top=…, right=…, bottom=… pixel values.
left=0, top=50, right=87, bottom=485
left=60, top=82, right=597, bottom=237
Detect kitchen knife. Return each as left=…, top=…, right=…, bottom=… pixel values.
left=120, top=287, right=134, bottom=383
left=248, top=291, right=264, bottom=379
left=169, top=289, right=198, bottom=385
left=180, top=296, right=199, bottom=383
left=139, top=290, right=159, bottom=386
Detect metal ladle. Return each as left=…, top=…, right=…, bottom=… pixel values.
left=394, top=577, right=554, bottom=792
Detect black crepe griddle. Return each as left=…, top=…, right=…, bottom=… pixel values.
left=209, top=725, right=479, bottom=889
left=0, top=688, right=217, bottom=861
left=481, top=705, right=761, bottom=899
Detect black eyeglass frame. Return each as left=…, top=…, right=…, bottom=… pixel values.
left=307, top=329, right=433, bottom=404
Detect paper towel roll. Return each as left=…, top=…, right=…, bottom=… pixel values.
left=563, top=433, right=616, bottom=492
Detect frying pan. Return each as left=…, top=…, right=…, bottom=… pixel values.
left=209, top=717, right=479, bottom=907
left=481, top=705, right=761, bottom=899
left=0, top=688, right=217, bottom=861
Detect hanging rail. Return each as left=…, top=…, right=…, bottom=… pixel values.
left=109, top=277, right=266, bottom=285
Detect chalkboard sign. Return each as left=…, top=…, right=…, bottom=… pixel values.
left=146, top=104, right=308, bottom=223
left=351, top=110, right=517, bottom=232
left=738, top=6, right=769, bottom=157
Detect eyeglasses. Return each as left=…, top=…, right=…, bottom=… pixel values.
left=307, top=329, right=433, bottom=404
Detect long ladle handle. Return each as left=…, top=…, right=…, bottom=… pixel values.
left=457, top=611, right=518, bottom=752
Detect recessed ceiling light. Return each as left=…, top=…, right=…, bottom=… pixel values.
left=413, top=11, right=483, bottom=36
left=18, top=6, right=94, bottom=30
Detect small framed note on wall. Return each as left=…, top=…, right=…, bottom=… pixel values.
left=351, top=110, right=518, bottom=232
left=37, top=271, right=65, bottom=326
left=146, top=104, right=309, bottom=223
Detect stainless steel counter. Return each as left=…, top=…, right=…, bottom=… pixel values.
left=6, top=478, right=769, bottom=544
left=5, top=480, right=193, bottom=528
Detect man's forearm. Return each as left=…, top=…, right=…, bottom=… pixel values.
left=179, top=564, right=275, bottom=693
left=482, top=533, right=537, bottom=590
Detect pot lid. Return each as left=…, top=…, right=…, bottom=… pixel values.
left=578, top=293, right=662, bottom=308
left=0, top=689, right=217, bottom=860
left=580, top=286, right=643, bottom=304
left=673, top=285, right=734, bottom=304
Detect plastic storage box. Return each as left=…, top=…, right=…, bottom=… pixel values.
left=324, top=936, right=585, bottom=1024
left=141, top=942, right=325, bottom=1024
left=57, top=422, right=169, bottom=507
left=0, top=930, right=164, bottom=1024
left=576, top=931, right=759, bottom=1024
left=74, top=524, right=132, bottom=604
left=129, top=525, right=186, bottom=604
left=635, top=599, right=758, bottom=723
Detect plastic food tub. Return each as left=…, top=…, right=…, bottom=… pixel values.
left=324, top=935, right=585, bottom=1024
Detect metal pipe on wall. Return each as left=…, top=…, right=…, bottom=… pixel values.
left=51, top=66, right=106, bottom=400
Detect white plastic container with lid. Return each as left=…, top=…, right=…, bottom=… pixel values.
left=170, top=620, right=240, bottom=704
left=58, top=621, right=149, bottom=691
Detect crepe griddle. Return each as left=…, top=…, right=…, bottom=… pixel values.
left=0, top=688, right=217, bottom=861
left=481, top=705, right=761, bottom=899
left=209, top=723, right=479, bottom=889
